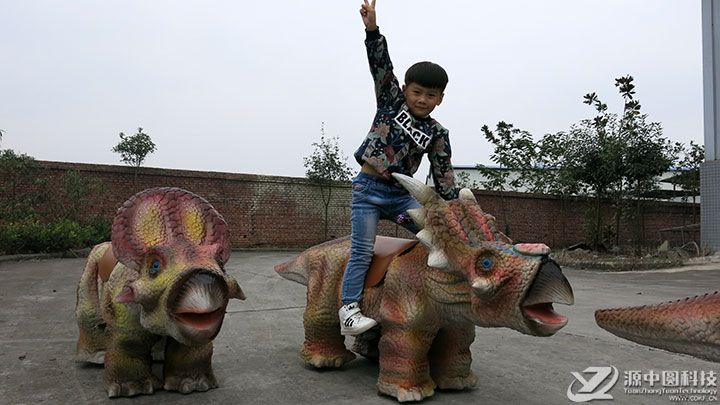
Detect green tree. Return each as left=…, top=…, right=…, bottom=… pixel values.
left=0, top=149, right=50, bottom=222
left=478, top=122, right=540, bottom=193
left=455, top=171, right=479, bottom=189
left=478, top=122, right=575, bottom=196
left=111, top=127, right=157, bottom=167
left=303, top=123, right=354, bottom=240
left=479, top=75, right=677, bottom=252
left=0, top=141, right=109, bottom=254
left=574, top=76, right=674, bottom=251
left=671, top=140, right=704, bottom=203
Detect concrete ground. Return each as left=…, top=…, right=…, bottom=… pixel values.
left=1, top=250, right=719, bottom=405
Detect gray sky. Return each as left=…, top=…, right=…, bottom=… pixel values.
left=0, top=0, right=703, bottom=178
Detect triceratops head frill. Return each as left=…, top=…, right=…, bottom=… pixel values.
left=392, top=173, right=511, bottom=271
left=109, top=187, right=245, bottom=345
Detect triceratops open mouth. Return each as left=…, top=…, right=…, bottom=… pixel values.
left=521, top=260, right=574, bottom=336
left=169, top=271, right=229, bottom=333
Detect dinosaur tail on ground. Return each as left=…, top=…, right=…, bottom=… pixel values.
left=274, top=237, right=351, bottom=286
left=274, top=258, right=309, bottom=286
left=595, top=292, right=720, bottom=362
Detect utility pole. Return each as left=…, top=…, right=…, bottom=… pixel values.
left=702, top=0, right=720, bottom=252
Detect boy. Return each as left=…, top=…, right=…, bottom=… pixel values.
left=339, top=0, right=458, bottom=335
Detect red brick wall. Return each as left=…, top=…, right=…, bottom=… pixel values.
left=467, top=190, right=700, bottom=249
left=13, top=161, right=700, bottom=249
left=20, top=161, right=411, bottom=248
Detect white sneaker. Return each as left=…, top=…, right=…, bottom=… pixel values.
left=339, top=302, right=378, bottom=336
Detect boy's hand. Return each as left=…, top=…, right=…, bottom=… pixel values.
left=360, top=0, right=377, bottom=31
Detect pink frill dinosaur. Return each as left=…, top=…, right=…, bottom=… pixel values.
left=74, top=187, right=245, bottom=397
left=595, top=292, right=720, bottom=362
left=275, top=173, right=575, bottom=402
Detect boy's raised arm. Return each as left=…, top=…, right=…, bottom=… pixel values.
left=361, top=0, right=398, bottom=108
left=360, top=0, right=378, bottom=31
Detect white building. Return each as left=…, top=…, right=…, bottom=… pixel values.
left=427, top=165, right=700, bottom=203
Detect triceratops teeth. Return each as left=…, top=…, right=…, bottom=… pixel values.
left=175, top=274, right=226, bottom=313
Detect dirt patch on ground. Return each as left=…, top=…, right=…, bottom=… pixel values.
left=551, top=248, right=720, bottom=272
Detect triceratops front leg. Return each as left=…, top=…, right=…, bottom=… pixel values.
left=300, top=281, right=356, bottom=368
left=163, top=338, right=218, bottom=393
left=428, top=324, right=478, bottom=390
left=103, top=327, right=162, bottom=397
left=376, top=322, right=437, bottom=402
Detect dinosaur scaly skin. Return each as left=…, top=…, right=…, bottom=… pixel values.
left=275, top=174, right=574, bottom=402
left=595, top=292, right=720, bottom=362
left=75, top=188, right=245, bottom=397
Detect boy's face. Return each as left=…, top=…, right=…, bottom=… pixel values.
left=402, top=83, right=444, bottom=118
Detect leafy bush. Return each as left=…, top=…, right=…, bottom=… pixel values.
left=0, top=217, right=111, bottom=255
left=0, top=146, right=112, bottom=255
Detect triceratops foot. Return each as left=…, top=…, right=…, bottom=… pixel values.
left=301, top=343, right=356, bottom=368
left=105, top=375, right=162, bottom=398
left=75, top=327, right=107, bottom=364
left=434, top=370, right=478, bottom=390
left=377, top=379, right=436, bottom=402
left=164, top=373, right=218, bottom=394
left=74, top=349, right=106, bottom=364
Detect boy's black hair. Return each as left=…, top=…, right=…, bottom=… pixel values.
left=404, top=61, right=448, bottom=92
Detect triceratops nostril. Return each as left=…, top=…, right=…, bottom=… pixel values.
left=523, top=260, right=574, bottom=306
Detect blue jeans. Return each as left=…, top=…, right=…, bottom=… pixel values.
left=341, top=172, right=422, bottom=305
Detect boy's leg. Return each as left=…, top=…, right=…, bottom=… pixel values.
left=386, top=191, right=423, bottom=235
left=340, top=175, right=381, bottom=335
left=341, top=197, right=379, bottom=306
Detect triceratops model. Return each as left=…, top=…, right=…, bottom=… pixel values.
left=75, top=187, right=245, bottom=397
left=595, top=292, right=720, bottom=362
left=275, top=173, right=574, bottom=402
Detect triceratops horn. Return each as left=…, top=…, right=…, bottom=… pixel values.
left=392, top=173, right=435, bottom=205
left=471, top=277, right=492, bottom=295
left=459, top=188, right=476, bottom=202
left=415, top=229, right=434, bottom=249
left=406, top=208, right=427, bottom=228
left=427, top=248, right=450, bottom=269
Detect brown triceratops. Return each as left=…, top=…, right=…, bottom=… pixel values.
left=595, top=291, right=720, bottom=362
left=74, top=187, right=245, bottom=397
left=275, top=173, right=574, bottom=402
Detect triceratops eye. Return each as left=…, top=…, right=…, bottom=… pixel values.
left=151, top=259, right=161, bottom=272
left=481, top=258, right=493, bottom=269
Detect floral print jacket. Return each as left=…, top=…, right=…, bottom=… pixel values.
left=353, top=29, right=458, bottom=201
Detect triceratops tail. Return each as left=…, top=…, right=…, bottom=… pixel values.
left=595, top=292, right=720, bottom=362
left=75, top=242, right=111, bottom=363
left=274, top=259, right=309, bottom=286
left=274, top=236, right=352, bottom=286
